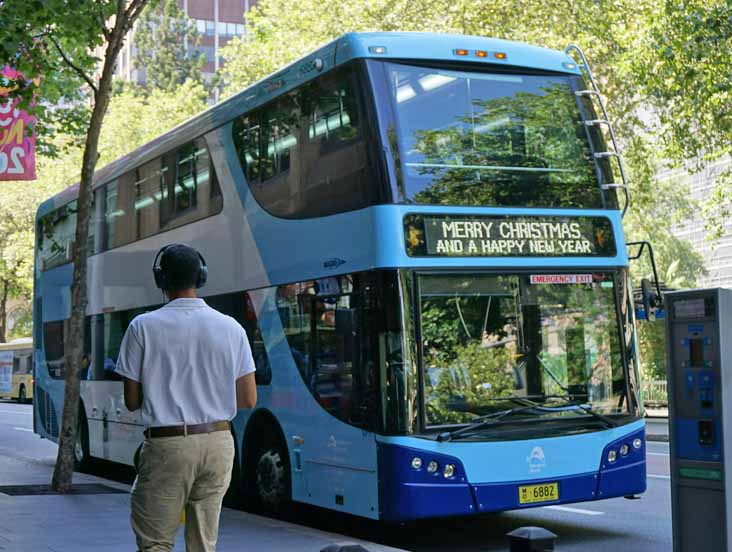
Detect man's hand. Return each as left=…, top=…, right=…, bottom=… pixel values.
left=123, top=377, right=143, bottom=411
left=236, top=372, right=257, bottom=410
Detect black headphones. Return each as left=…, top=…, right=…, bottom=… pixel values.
left=152, top=243, right=208, bottom=290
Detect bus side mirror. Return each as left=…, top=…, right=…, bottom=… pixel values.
left=641, top=278, right=659, bottom=322
left=628, top=241, right=663, bottom=321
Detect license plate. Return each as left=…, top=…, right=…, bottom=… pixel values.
left=518, top=482, right=559, bottom=505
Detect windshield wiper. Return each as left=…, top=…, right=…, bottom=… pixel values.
left=435, top=398, right=618, bottom=442
left=436, top=404, right=540, bottom=442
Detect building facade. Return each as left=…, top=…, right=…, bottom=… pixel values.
left=115, top=0, right=257, bottom=87
left=665, top=157, right=732, bottom=288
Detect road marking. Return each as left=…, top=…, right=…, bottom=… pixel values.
left=648, top=474, right=670, bottom=480
left=544, top=505, right=604, bottom=516
left=647, top=452, right=669, bottom=457
left=12, top=427, right=32, bottom=432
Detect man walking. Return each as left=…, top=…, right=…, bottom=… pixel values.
left=116, top=243, right=257, bottom=551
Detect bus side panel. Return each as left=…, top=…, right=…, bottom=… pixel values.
left=82, top=381, right=142, bottom=465
left=209, top=127, right=381, bottom=519
left=245, top=287, right=380, bottom=519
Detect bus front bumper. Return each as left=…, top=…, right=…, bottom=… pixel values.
left=377, top=428, right=646, bottom=521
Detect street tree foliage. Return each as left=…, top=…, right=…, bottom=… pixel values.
left=0, top=183, right=45, bottom=342
left=0, top=0, right=154, bottom=492
left=0, top=80, right=208, bottom=341
left=0, top=144, right=79, bottom=343
left=638, top=0, right=732, bottom=239
left=134, top=0, right=206, bottom=92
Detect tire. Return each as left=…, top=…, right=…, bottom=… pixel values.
left=74, top=410, right=92, bottom=471
left=17, top=386, right=26, bottom=404
left=246, top=430, right=292, bottom=515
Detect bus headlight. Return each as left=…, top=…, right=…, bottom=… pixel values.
left=607, top=450, right=617, bottom=463
left=620, top=444, right=629, bottom=456
left=411, top=457, right=423, bottom=470
left=427, top=460, right=439, bottom=474
left=633, top=438, right=642, bottom=450
left=443, top=464, right=455, bottom=478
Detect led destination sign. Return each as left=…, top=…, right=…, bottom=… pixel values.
left=404, top=214, right=616, bottom=257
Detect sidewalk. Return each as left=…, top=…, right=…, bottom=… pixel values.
left=0, top=441, right=404, bottom=552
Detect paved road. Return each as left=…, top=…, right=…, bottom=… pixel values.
left=0, top=401, right=671, bottom=551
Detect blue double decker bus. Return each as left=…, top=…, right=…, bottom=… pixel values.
left=33, top=32, right=645, bottom=521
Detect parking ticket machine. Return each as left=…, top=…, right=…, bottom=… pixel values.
left=666, top=288, right=732, bottom=552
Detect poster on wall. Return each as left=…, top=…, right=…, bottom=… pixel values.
left=0, top=66, right=37, bottom=181
left=0, top=351, right=13, bottom=394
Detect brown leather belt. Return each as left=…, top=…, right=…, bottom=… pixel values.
left=144, top=420, right=230, bottom=439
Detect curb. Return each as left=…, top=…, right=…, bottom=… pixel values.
left=646, top=433, right=669, bottom=443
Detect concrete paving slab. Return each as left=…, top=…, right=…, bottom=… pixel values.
left=0, top=402, right=405, bottom=552
left=0, top=480, right=404, bottom=552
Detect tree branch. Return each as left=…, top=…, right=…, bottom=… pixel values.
left=123, top=0, right=149, bottom=33
left=48, top=36, right=98, bottom=95
left=96, top=0, right=111, bottom=42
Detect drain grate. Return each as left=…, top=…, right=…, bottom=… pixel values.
left=0, top=484, right=128, bottom=496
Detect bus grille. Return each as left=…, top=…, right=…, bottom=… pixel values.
left=36, top=386, right=59, bottom=438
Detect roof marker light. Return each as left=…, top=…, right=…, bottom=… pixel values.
left=563, top=61, right=577, bottom=70
left=369, top=46, right=387, bottom=54
left=454, top=48, right=469, bottom=56
left=494, top=52, right=507, bottom=60
left=475, top=50, right=488, bottom=58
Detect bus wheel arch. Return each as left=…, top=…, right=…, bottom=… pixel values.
left=241, top=409, right=292, bottom=512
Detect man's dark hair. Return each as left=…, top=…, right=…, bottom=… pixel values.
left=159, top=244, right=202, bottom=291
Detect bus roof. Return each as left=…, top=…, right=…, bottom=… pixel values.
left=37, top=32, right=581, bottom=219
left=0, top=338, right=32, bottom=352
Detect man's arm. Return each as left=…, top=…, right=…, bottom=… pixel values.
left=236, top=372, right=257, bottom=409
left=123, top=377, right=143, bottom=411
left=116, top=320, right=144, bottom=412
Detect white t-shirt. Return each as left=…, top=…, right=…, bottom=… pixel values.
left=115, top=298, right=255, bottom=428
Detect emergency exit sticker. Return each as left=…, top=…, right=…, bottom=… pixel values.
left=530, top=274, right=593, bottom=285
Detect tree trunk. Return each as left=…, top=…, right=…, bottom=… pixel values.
left=51, top=0, right=150, bottom=493
left=0, top=279, right=8, bottom=343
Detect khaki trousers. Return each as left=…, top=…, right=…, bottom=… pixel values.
left=131, top=430, right=235, bottom=552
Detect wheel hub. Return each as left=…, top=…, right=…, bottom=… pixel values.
left=256, top=449, right=285, bottom=506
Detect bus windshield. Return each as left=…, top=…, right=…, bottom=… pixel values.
left=418, top=272, right=629, bottom=428
left=383, top=62, right=613, bottom=209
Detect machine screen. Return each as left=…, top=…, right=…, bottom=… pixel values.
left=690, top=338, right=704, bottom=367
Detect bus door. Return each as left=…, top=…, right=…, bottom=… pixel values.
left=299, top=285, right=380, bottom=516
